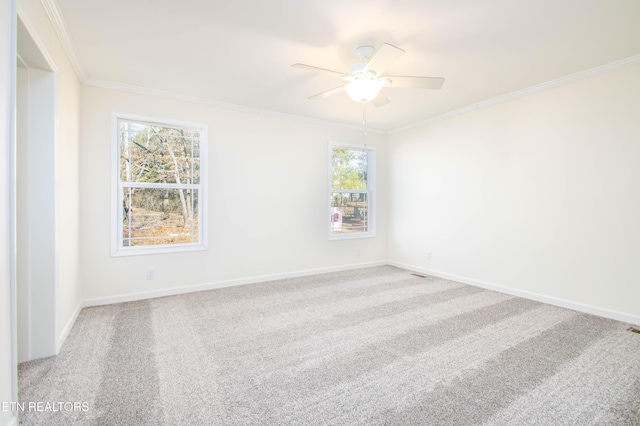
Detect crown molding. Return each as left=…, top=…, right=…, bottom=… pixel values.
left=388, top=53, right=640, bottom=135
left=83, top=78, right=388, bottom=135
left=39, top=0, right=87, bottom=81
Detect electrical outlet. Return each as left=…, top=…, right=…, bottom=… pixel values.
left=426, top=252, right=432, bottom=260
left=146, top=268, right=155, bottom=280
left=357, top=248, right=362, bottom=256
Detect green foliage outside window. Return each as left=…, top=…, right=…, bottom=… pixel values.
left=331, top=146, right=369, bottom=235
left=119, top=119, right=201, bottom=247
left=331, top=148, right=367, bottom=190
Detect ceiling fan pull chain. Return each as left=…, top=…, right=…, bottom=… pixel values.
left=362, top=101, right=367, bottom=139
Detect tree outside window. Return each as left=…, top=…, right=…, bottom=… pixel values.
left=329, top=143, right=375, bottom=239
left=113, top=115, right=207, bottom=255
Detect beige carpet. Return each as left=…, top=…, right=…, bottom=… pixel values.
left=18, top=266, right=640, bottom=425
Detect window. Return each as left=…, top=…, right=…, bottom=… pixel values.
left=112, top=114, right=207, bottom=256
left=329, top=142, right=376, bottom=239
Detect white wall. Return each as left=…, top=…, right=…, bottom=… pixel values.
left=17, top=0, right=82, bottom=350
left=80, top=85, right=388, bottom=303
left=1, top=0, right=16, bottom=423
left=389, top=64, right=640, bottom=323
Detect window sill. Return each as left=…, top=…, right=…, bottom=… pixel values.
left=111, top=243, right=207, bottom=257
left=328, top=232, right=376, bottom=241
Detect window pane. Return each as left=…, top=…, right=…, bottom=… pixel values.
left=122, top=187, right=198, bottom=247
left=331, top=148, right=367, bottom=190
left=119, top=120, right=200, bottom=185
left=330, top=192, right=368, bottom=234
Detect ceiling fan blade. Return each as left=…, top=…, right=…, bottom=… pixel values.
left=385, top=76, right=445, bottom=90
left=372, top=91, right=390, bottom=107
left=308, top=85, right=346, bottom=100
left=364, top=43, right=405, bottom=76
left=292, top=63, right=347, bottom=78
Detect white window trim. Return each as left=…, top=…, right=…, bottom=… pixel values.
left=111, top=112, right=208, bottom=256
left=328, top=141, right=376, bottom=240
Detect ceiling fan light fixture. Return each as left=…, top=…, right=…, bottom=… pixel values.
left=344, top=76, right=384, bottom=103
left=293, top=42, right=444, bottom=106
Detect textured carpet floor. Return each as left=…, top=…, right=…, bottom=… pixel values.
left=18, top=266, right=640, bottom=425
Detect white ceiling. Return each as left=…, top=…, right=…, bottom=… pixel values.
left=54, top=0, right=640, bottom=131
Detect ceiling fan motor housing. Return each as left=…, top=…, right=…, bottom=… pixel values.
left=355, top=45, right=375, bottom=62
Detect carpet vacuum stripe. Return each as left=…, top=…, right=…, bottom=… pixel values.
left=17, top=266, right=640, bottom=425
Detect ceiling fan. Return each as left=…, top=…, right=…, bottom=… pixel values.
left=292, top=43, right=445, bottom=107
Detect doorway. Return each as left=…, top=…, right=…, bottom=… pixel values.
left=15, top=15, right=58, bottom=362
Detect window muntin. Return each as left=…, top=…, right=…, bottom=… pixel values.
left=113, top=115, right=207, bottom=255
left=329, top=143, right=375, bottom=239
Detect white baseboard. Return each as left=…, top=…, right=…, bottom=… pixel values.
left=389, top=260, right=640, bottom=327
left=82, top=260, right=388, bottom=308
left=57, top=302, right=83, bottom=353
left=54, top=259, right=640, bottom=354
left=53, top=261, right=385, bottom=351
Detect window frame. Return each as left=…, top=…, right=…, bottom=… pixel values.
left=110, top=112, right=208, bottom=256
left=328, top=141, right=376, bottom=240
